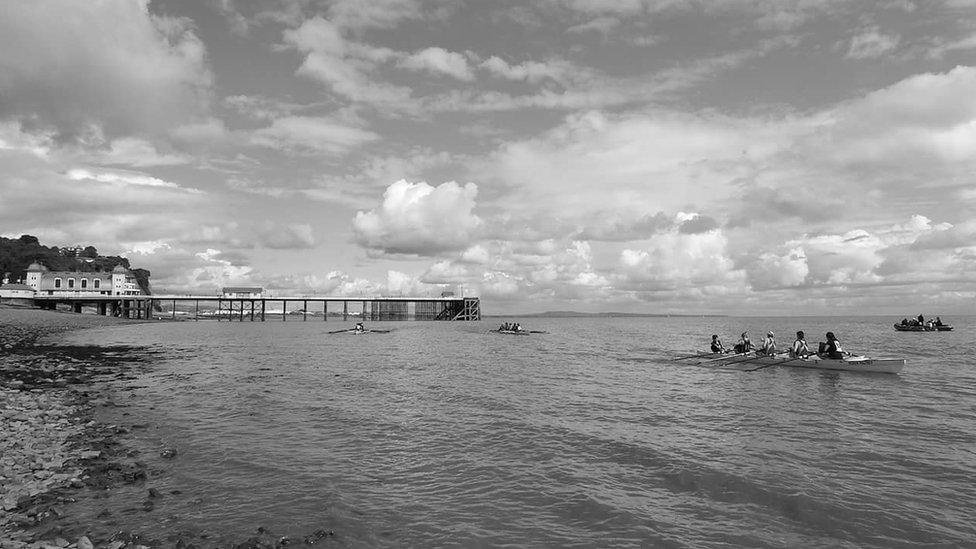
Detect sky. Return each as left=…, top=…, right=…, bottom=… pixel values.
left=1, top=0, right=975, bottom=315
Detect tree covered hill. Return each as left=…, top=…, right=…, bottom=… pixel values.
left=0, top=235, right=152, bottom=294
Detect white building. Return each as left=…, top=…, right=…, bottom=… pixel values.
left=23, top=263, right=147, bottom=297
left=0, top=283, right=36, bottom=300
left=222, top=287, right=263, bottom=298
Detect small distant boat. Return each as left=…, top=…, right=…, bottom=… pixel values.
left=893, top=323, right=953, bottom=332
left=328, top=328, right=392, bottom=335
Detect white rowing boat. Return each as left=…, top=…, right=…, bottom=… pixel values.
left=679, top=351, right=905, bottom=374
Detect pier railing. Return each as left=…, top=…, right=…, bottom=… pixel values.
left=29, top=295, right=482, bottom=321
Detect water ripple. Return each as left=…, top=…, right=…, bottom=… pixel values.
left=58, top=316, right=976, bottom=548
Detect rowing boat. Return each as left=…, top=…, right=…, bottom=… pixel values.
left=490, top=329, right=531, bottom=336
left=685, top=351, right=905, bottom=374
left=893, top=323, right=953, bottom=332
left=328, top=328, right=392, bottom=334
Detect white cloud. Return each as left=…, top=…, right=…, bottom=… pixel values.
left=399, top=47, right=475, bottom=81
left=618, top=230, right=742, bottom=291
left=94, top=137, right=190, bottom=167
left=746, top=247, right=810, bottom=290
left=0, top=0, right=212, bottom=141
left=567, top=16, right=622, bottom=34
left=251, top=116, right=379, bottom=155
left=479, top=56, right=574, bottom=84
left=846, top=27, right=900, bottom=59
left=66, top=168, right=200, bottom=193
left=353, top=179, right=482, bottom=255
left=460, top=245, right=491, bottom=264
left=284, top=17, right=415, bottom=108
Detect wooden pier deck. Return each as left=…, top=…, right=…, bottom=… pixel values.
left=29, top=295, right=481, bottom=322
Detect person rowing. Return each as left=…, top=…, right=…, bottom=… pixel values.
left=710, top=334, right=726, bottom=353
left=818, top=331, right=845, bottom=359
left=355, top=322, right=366, bottom=333
left=733, top=332, right=754, bottom=354
left=759, top=331, right=777, bottom=356
left=790, top=330, right=811, bottom=358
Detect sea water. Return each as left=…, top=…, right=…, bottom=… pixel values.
left=54, top=316, right=976, bottom=548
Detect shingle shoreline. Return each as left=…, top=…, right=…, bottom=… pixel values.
left=1, top=307, right=154, bottom=548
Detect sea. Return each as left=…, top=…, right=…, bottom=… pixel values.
left=49, top=315, right=975, bottom=548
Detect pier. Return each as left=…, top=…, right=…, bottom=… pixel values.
left=29, top=295, right=482, bottom=322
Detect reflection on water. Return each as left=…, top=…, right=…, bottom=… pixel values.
left=58, top=316, right=976, bottom=548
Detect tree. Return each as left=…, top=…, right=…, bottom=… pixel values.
left=80, top=246, right=98, bottom=258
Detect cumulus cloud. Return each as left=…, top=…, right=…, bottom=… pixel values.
left=745, top=247, right=810, bottom=290
left=678, top=214, right=720, bottom=234
left=353, top=179, right=482, bottom=255
left=0, top=0, right=212, bottom=142
left=618, top=229, right=742, bottom=291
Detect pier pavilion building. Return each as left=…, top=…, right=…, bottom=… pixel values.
left=23, top=262, right=146, bottom=297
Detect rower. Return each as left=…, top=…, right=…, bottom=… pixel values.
left=759, top=331, right=776, bottom=356
left=710, top=334, right=725, bottom=353
left=355, top=322, right=365, bottom=333
left=733, top=332, right=753, bottom=354
left=790, top=331, right=810, bottom=358
left=819, top=331, right=845, bottom=359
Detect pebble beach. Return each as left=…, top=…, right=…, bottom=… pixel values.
left=0, top=307, right=151, bottom=548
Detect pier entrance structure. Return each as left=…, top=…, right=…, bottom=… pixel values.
left=29, top=295, right=481, bottom=322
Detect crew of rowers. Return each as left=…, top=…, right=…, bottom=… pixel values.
left=710, top=330, right=845, bottom=359
left=899, top=314, right=945, bottom=328
left=499, top=322, right=523, bottom=332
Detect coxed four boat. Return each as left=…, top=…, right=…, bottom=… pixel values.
left=678, top=351, right=905, bottom=374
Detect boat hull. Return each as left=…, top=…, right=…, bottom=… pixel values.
left=894, top=323, right=953, bottom=332
left=790, top=355, right=905, bottom=373
left=690, top=353, right=905, bottom=373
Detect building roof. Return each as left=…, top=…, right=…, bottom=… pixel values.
left=112, top=265, right=129, bottom=273
left=27, top=262, right=48, bottom=271
left=0, top=283, right=33, bottom=290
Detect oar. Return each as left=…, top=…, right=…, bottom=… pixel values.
left=327, top=328, right=354, bottom=334
left=698, top=351, right=751, bottom=364
left=672, top=352, right=709, bottom=361
left=743, top=354, right=807, bottom=371
left=712, top=353, right=768, bottom=367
